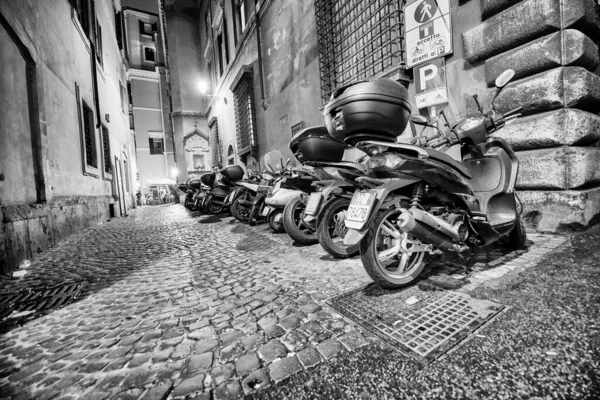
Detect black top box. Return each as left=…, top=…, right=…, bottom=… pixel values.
left=200, top=173, right=216, bottom=187
left=220, top=165, right=244, bottom=182
left=187, top=177, right=203, bottom=190
left=323, top=79, right=411, bottom=145
left=289, top=126, right=346, bottom=163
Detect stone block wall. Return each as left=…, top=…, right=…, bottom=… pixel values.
left=462, top=0, right=600, bottom=231
left=0, top=197, right=111, bottom=275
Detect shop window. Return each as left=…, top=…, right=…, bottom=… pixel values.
left=314, top=0, right=406, bottom=103
left=193, top=154, right=206, bottom=170
left=101, top=125, right=112, bottom=177
left=149, top=138, right=164, bottom=155
left=232, top=68, right=258, bottom=157
left=144, top=46, right=156, bottom=63
left=209, top=118, right=221, bottom=167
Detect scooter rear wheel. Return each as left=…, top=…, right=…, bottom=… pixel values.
left=317, top=197, right=358, bottom=258
left=207, top=196, right=224, bottom=214
left=230, top=193, right=253, bottom=222
left=360, top=208, right=427, bottom=289
left=283, top=197, right=317, bottom=244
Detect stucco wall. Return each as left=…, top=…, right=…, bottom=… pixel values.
left=0, top=0, right=135, bottom=274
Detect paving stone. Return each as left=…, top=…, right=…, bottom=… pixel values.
left=172, top=374, right=204, bottom=397
left=257, top=316, right=278, bottom=329
left=195, top=339, right=219, bottom=354
left=118, top=334, right=142, bottom=347
left=297, top=347, right=322, bottom=368
left=188, top=320, right=210, bottom=331
left=281, top=330, right=309, bottom=351
left=140, top=381, right=173, bottom=400
left=220, top=343, right=243, bottom=363
left=278, top=315, right=302, bottom=331
left=337, top=330, right=370, bottom=351
left=187, top=353, right=213, bottom=374
left=128, top=354, right=152, bottom=368
left=241, top=368, right=272, bottom=395
left=213, top=380, right=244, bottom=400
left=235, top=352, right=261, bottom=376
left=317, top=338, right=344, bottom=360
left=241, top=333, right=265, bottom=350
left=258, top=340, right=287, bottom=363
left=210, top=363, right=236, bottom=386
left=219, top=330, right=243, bottom=346
left=263, top=325, right=285, bottom=339
left=299, top=302, right=321, bottom=314
left=122, top=368, right=154, bottom=389
left=269, top=356, right=303, bottom=382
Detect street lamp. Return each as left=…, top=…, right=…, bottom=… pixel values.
left=198, top=79, right=227, bottom=105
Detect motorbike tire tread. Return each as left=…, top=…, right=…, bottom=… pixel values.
left=282, top=197, right=317, bottom=244
left=317, top=197, right=358, bottom=259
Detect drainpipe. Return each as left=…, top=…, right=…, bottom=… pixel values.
left=254, top=0, right=267, bottom=110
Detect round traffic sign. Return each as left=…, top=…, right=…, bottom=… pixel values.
left=414, top=0, right=438, bottom=24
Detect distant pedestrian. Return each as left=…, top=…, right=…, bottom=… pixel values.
left=136, top=191, right=142, bottom=206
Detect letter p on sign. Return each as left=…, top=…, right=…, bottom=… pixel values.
left=414, top=58, right=445, bottom=95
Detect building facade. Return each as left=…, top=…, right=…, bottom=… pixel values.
left=0, top=0, right=136, bottom=274
left=122, top=0, right=177, bottom=201
left=162, top=0, right=600, bottom=231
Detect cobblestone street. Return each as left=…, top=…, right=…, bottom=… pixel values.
left=0, top=205, right=568, bottom=399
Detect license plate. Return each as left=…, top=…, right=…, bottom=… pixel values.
left=261, top=206, right=271, bottom=217
left=305, top=193, right=323, bottom=216
left=345, top=192, right=376, bottom=224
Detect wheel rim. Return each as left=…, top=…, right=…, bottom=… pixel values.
left=292, top=200, right=314, bottom=235
left=373, top=210, right=425, bottom=281
left=270, top=211, right=283, bottom=230
left=327, top=208, right=348, bottom=244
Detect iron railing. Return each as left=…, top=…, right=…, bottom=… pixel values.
left=314, top=0, right=406, bottom=103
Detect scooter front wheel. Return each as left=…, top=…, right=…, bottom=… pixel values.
left=317, top=197, right=358, bottom=258
left=360, top=208, right=427, bottom=289
left=283, top=197, right=317, bottom=244
left=268, top=209, right=285, bottom=233
left=207, top=196, right=224, bottom=214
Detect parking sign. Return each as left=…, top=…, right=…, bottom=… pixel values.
left=414, top=58, right=447, bottom=109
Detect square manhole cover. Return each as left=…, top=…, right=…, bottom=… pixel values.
left=328, top=284, right=507, bottom=364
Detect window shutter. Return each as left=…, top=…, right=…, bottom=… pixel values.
left=115, top=10, right=123, bottom=50
left=68, top=0, right=77, bottom=9
left=149, top=138, right=155, bottom=155
left=152, top=23, right=158, bottom=33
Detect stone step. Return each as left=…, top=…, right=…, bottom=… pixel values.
left=485, top=29, right=599, bottom=87
left=463, top=0, right=600, bottom=64
left=496, top=108, right=600, bottom=151
left=481, top=0, right=522, bottom=20
left=519, top=186, right=600, bottom=231
left=516, top=146, right=600, bottom=190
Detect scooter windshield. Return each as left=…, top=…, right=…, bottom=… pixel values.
left=263, top=150, right=285, bottom=174
left=422, top=58, right=488, bottom=128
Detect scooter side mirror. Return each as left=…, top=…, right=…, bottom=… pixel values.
left=495, top=69, right=515, bottom=88
left=491, top=69, right=516, bottom=111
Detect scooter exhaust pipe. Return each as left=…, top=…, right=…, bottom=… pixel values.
left=397, top=209, right=462, bottom=252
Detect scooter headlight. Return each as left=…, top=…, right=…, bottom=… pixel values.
left=366, top=154, right=405, bottom=170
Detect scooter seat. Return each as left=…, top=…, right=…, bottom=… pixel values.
left=423, top=148, right=472, bottom=179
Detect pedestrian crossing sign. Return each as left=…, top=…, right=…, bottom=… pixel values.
left=405, top=0, right=453, bottom=68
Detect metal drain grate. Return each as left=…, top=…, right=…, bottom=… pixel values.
left=0, top=281, right=87, bottom=324
left=329, top=286, right=507, bottom=363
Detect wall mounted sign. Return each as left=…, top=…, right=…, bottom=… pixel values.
left=414, top=58, right=447, bottom=109
left=405, top=0, right=453, bottom=68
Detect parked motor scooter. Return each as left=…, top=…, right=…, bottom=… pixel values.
left=224, top=167, right=262, bottom=222
left=325, top=59, right=525, bottom=289
left=262, top=151, right=318, bottom=234
left=202, top=165, right=245, bottom=215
